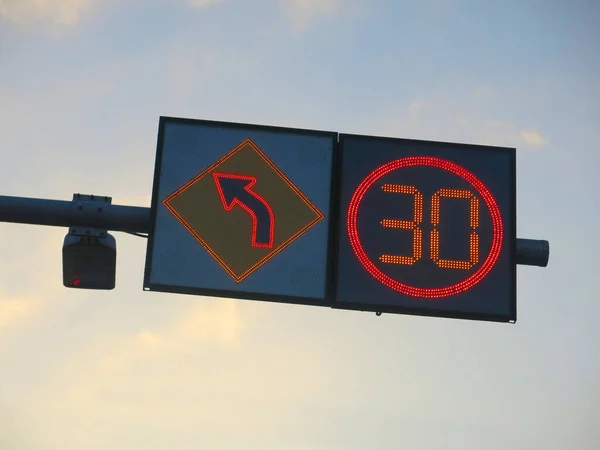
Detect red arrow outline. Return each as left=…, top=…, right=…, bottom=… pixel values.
left=212, top=172, right=275, bottom=248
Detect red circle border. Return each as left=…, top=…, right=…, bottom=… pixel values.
left=347, top=156, right=504, bottom=298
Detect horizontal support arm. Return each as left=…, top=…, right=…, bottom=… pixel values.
left=0, top=195, right=549, bottom=267
left=515, top=238, right=549, bottom=268
left=0, top=195, right=150, bottom=234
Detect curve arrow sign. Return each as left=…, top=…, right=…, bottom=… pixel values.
left=213, top=172, right=275, bottom=248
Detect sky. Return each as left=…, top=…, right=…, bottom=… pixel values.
left=0, top=0, right=599, bottom=449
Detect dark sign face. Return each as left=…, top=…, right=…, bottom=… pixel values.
left=145, top=117, right=518, bottom=323
left=144, top=117, right=336, bottom=305
left=334, top=134, right=516, bottom=322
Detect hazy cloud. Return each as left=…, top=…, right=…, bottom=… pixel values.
left=10, top=299, right=340, bottom=449
left=0, top=0, right=92, bottom=24
left=282, top=0, right=343, bottom=30
left=0, top=296, right=32, bottom=329
left=0, top=226, right=66, bottom=342
left=0, top=297, right=244, bottom=448
left=520, top=129, right=548, bottom=147
left=0, top=0, right=227, bottom=26
left=379, top=86, right=549, bottom=149
left=111, top=194, right=152, bottom=207
left=188, top=0, right=229, bottom=7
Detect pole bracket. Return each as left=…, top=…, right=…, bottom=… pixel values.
left=69, top=194, right=112, bottom=238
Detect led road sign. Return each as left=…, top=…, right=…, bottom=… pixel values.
left=144, top=117, right=336, bottom=305
left=334, top=134, right=516, bottom=322
left=163, top=138, right=324, bottom=283
left=145, top=117, right=518, bottom=322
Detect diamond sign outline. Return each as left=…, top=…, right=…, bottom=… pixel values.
left=162, top=138, right=325, bottom=282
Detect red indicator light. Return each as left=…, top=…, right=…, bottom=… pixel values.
left=347, top=156, right=503, bottom=298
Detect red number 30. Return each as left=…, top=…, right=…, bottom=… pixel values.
left=379, top=184, right=480, bottom=270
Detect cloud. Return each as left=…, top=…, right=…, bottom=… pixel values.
left=0, top=296, right=33, bottom=329
left=0, top=0, right=92, bottom=25
left=9, top=299, right=341, bottom=449
left=0, top=0, right=229, bottom=27
left=110, top=194, right=152, bottom=207
left=0, top=297, right=243, bottom=448
left=124, top=297, right=244, bottom=355
left=520, top=129, right=548, bottom=147
left=407, top=99, right=425, bottom=118
left=42, top=296, right=245, bottom=378
left=376, top=86, right=550, bottom=149
left=188, top=0, right=229, bottom=6
left=282, top=0, right=343, bottom=31
left=0, top=225, right=66, bottom=342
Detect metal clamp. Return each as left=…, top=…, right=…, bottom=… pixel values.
left=69, top=194, right=112, bottom=238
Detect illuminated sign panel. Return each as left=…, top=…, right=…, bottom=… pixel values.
left=144, top=117, right=336, bottom=305
left=162, top=138, right=324, bottom=283
left=334, top=134, right=516, bottom=322
left=145, top=117, right=518, bottom=322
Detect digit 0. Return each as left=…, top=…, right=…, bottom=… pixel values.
left=431, top=188, right=479, bottom=270
left=379, top=185, right=480, bottom=270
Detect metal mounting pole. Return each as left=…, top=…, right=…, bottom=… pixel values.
left=0, top=194, right=550, bottom=267
left=0, top=194, right=150, bottom=234
left=515, top=238, right=549, bottom=267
